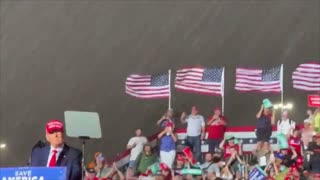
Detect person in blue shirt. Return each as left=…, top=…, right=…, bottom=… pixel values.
left=158, top=122, right=177, bottom=169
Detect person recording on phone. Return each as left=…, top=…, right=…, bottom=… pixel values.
left=158, top=122, right=177, bottom=168
left=207, top=107, right=227, bottom=153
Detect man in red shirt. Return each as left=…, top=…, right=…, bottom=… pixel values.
left=207, top=107, right=227, bottom=153
left=219, top=135, right=242, bottom=160
left=288, top=129, right=303, bottom=157
left=219, top=135, right=242, bottom=176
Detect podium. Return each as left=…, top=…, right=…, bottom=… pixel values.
left=0, top=167, right=66, bottom=180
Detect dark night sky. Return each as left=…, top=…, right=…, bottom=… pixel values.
left=0, top=0, right=319, bottom=166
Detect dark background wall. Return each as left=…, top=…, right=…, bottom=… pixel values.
left=0, top=0, right=319, bottom=166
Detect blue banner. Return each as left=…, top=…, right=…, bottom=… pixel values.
left=249, top=165, right=266, bottom=180
left=0, top=167, right=66, bottom=180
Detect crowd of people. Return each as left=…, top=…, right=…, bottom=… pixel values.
left=84, top=103, right=320, bottom=180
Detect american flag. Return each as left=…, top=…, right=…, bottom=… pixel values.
left=125, top=73, right=170, bottom=99
left=175, top=67, right=224, bottom=96
left=292, top=62, right=320, bottom=91
left=235, top=65, right=283, bottom=93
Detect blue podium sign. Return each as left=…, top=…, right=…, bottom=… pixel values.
left=0, top=167, right=66, bottom=180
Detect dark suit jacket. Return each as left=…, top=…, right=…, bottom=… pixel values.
left=30, top=144, right=82, bottom=180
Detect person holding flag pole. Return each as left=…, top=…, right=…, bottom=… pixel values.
left=156, top=69, right=176, bottom=129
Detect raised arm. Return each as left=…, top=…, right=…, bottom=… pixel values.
left=235, top=154, right=244, bottom=164
left=180, top=112, right=187, bottom=124
left=238, top=142, right=243, bottom=156
left=171, top=133, right=178, bottom=142
left=103, top=166, right=116, bottom=179
left=290, top=147, right=298, bottom=160
left=272, top=162, right=279, bottom=175
left=226, top=152, right=237, bottom=167
left=126, top=139, right=136, bottom=150
left=157, top=115, right=166, bottom=125
left=158, top=128, right=167, bottom=139
left=207, top=115, right=216, bottom=125
left=113, top=163, right=125, bottom=180
left=271, top=109, right=276, bottom=125
left=256, top=105, right=264, bottom=119
left=219, top=139, right=226, bottom=149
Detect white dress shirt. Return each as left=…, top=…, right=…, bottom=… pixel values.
left=46, top=145, right=64, bottom=167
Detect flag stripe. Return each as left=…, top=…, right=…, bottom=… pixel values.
left=175, top=83, right=221, bottom=92
left=292, top=76, right=320, bottom=83
left=293, top=84, right=320, bottom=91
left=126, top=88, right=169, bottom=95
left=293, top=71, right=320, bottom=78
left=236, top=87, right=281, bottom=92
left=292, top=62, right=320, bottom=91
left=293, top=81, right=320, bottom=87
left=175, top=80, right=222, bottom=86
left=236, top=79, right=280, bottom=85
left=177, top=68, right=205, bottom=73
left=236, top=75, right=262, bottom=81
left=175, top=88, right=222, bottom=95
left=126, top=85, right=170, bottom=90
left=126, top=91, right=169, bottom=99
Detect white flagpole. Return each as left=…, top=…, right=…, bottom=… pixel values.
left=168, top=69, right=172, bottom=109
left=221, top=67, right=225, bottom=115
left=280, top=64, right=284, bottom=110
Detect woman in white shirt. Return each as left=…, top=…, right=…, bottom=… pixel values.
left=277, top=110, right=296, bottom=137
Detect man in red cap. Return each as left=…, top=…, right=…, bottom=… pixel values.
left=207, top=107, right=227, bottom=153
left=30, top=119, right=82, bottom=180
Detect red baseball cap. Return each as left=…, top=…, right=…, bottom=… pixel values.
left=46, top=119, right=64, bottom=134
left=214, top=107, right=221, bottom=111
left=159, top=163, right=169, bottom=171
left=166, top=122, right=173, bottom=127
left=176, top=154, right=186, bottom=162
